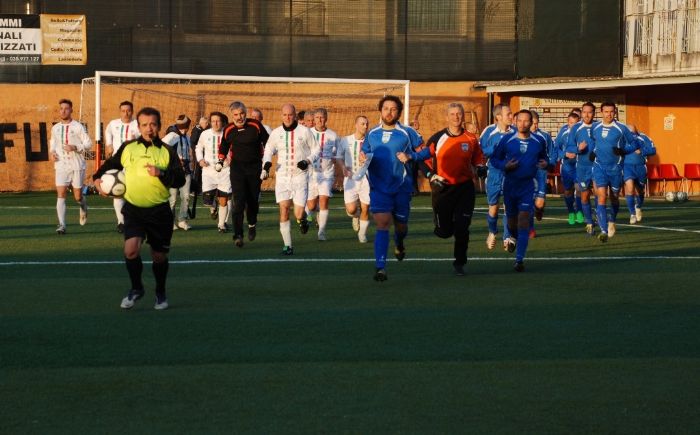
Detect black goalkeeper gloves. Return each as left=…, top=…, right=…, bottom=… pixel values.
left=476, top=165, right=488, bottom=179
left=588, top=151, right=596, bottom=162
left=297, top=160, right=309, bottom=171
left=260, top=161, right=272, bottom=180
left=612, top=147, right=625, bottom=156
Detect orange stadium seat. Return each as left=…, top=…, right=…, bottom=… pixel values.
left=658, top=163, right=683, bottom=194
left=682, top=163, right=700, bottom=194
left=646, top=163, right=661, bottom=196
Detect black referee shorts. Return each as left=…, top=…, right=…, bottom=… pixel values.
left=122, top=202, right=174, bottom=253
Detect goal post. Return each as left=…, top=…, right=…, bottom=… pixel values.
left=80, top=70, right=410, bottom=171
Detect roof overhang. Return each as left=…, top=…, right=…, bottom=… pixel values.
left=475, top=74, right=700, bottom=93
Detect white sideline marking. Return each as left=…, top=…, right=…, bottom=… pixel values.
left=2, top=256, right=700, bottom=267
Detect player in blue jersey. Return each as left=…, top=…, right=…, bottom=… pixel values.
left=490, top=110, right=549, bottom=272
left=530, top=111, right=556, bottom=236
left=624, top=124, right=656, bottom=224
left=480, top=104, right=514, bottom=251
left=359, top=95, right=427, bottom=282
left=555, top=112, right=584, bottom=225
left=589, top=102, right=640, bottom=242
left=566, top=102, right=599, bottom=236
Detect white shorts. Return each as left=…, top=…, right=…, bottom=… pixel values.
left=308, top=172, right=334, bottom=198
left=343, top=176, right=370, bottom=204
left=55, top=168, right=85, bottom=188
left=201, top=167, right=231, bottom=194
left=275, top=173, right=309, bottom=207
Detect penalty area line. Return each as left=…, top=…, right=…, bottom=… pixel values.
left=2, top=255, right=700, bottom=267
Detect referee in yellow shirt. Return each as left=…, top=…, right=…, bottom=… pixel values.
left=94, top=107, right=186, bottom=310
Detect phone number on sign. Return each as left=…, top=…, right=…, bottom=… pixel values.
left=0, top=55, right=41, bottom=63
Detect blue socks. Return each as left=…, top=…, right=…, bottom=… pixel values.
left=564, top=195, right=575, bottom=213
left=516, top=228, right=529, bottom=262
left=394, top=228, right=407, bottom=249
left=596, top=204, right=608, bottom=233
left=626, top=195, right=636, bottom=215
left=487, top=214, right=497, bottom=234
left=637, top=192, right=645, bottom=208
left=582, top=203, right=593, bottom=224
left=575, top=195, right=583, bottom=213
left=375, top=229, right=389, bottom=269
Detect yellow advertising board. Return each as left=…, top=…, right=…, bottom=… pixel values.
left=40, top=14, right=87, bottom=65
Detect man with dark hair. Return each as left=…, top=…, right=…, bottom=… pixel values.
left=360, top=95, right=427, bottom=281
left=49, top=98, right=92, bottom=234
left=196, top=111, right=231, bottom=232
left=556, top=111, right=583, bottom=225
left=94, top=107, right=186, bottom=310
left=104, top=100, right=139, bottom=233
left=490, top=109, right=549, bottom=272
left=566, top=102, right=599, bottom=236
left=219, top=101, right=270, bottom=247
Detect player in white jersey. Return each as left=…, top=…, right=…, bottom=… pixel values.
left=49, top=98, right=92, bottom=234
left=250, top=108, right=272, bottom=135
left=336, top=115, right=371, bottom=243
left=196, top=111, right=231, bottom=233
left=104, top=100, right=140, bottom=233
left=261, top=103, right=320, bottom=255
left=306, top=108, right=338, bottom=241
left=162, top=115, right=195, bottom=230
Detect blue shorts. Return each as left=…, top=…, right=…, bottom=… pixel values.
left=503, top=178, right=535, bottom=218
left=576, top=164, right=593, bottom=191
left=370, top=190, right=411, bottom=223
left=623, top=163, right=647, bottom=185
left=535, top=168, right=547, bottom=199
left=592, top=163, right=623, bottom=192
left=561, top=160, right=577, bottom=190
left=485, top=167, right=504, bottom=205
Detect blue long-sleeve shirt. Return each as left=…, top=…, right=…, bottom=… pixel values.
left=590, top=121, right=639, bottom=167
left=566, top=121, right=599, bottom=168
left=490, top=132, right=548, bottom=181
left=625, top=132, right=657, bottom=165
left=532, top=128, right=557, bottom=166
left=480, top=124, right=514, bottom=168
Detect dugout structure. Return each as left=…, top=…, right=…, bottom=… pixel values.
left=79, top=71, right=410, bottom=186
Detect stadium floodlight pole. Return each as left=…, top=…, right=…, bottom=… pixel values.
left=92, top=70, right=411, bottom=126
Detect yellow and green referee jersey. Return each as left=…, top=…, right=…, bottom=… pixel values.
left=93, top=137, right=186, bottom=208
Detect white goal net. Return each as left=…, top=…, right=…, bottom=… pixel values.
left=80, top=71, right=410, bottom=175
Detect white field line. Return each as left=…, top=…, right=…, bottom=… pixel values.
left=2, top=256, right=700, bottom=267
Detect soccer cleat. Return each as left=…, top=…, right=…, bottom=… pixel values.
left=210, top=208, right=218, bottom=220
left=629, top=215, right=637, bottom=225
left=154, top=294, right=168, bottom=310
left=352, top=216, right=360, bottom=232
left=373, top=268, right=388, bottom=282
left=358, top=233, right=368, bottom=243
left=575, top=211, right=585, bottom=224
left=177, top=221, right=191, bottom=231
left=568, top=213, right=576, bottom=225
left=453, top=263, right=465, bottom=276
left=598, top=232, right=608, bottom=243
left=56, top=225, right=66, bottom=235
left=298, top=218, right=309, bottom=234
left=514, top=261, right=525, bottom=272
left=116, top=223, right=124, bottom=233
left=635, top=206, right=643, bottom=222
left=172, top=223, right=178, bottom=230
left=79, top=209, right=88, bottom=226
left=529, top=229, right=536, bottom=239
left=218, top=226, right=227, bottom=233
left=486, top=232, right=497, bottom=250
left=317, top=230, right=327, bottom=241
left=120, top=288, right=145, bottom=309
left=505, top=237, right=517, bottom=253
left=234, top=235, right=244, bottom=247
left=281, top=246, right=294, bottom=256
left=394, top=245, right=406, bottom=261
left=608, top=222, right=616, bottom=238
left=534, top=206, right=544, bottom=221
left=247, top=225, right=256, bottom=241
left=586, top=224, right=595, bottom=236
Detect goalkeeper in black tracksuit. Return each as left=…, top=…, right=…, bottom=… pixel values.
left=218, top=101, right=270, bottom=247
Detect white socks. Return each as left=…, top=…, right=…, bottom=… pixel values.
left=218, top=204, right=228, bottom=228
left=56, top=197, right=66, bottom=226
left=280, top=220, right=292, bottom=247
left=114, top=198, right=124, bottom=224
left=318, top=209, right=329, bottom=232
left=359, top=219, right=369, bottom=237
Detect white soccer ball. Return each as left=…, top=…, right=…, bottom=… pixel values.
left=675, top=191, right=688, bottom=202
left=665, top=191, right=678, bottom=202
left=100, top=169, right=126, bottom=197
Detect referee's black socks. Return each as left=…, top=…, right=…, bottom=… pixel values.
left=152, top=259, right=169, bottom=297
left=125, top=256, right=144, bottom=291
